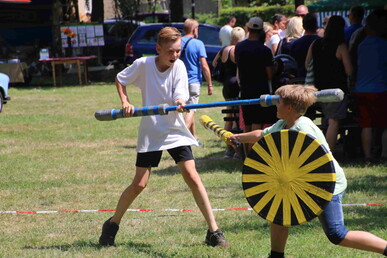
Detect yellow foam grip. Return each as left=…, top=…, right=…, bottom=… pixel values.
left=199, top=115, right=233, bottom=145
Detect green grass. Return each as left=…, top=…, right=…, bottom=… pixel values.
left=0, top=82, right=386, bottom=257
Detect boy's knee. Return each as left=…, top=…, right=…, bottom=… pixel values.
left=130, top=183, right=147, bottom=194
left=325, top=230, right=348, bottom=245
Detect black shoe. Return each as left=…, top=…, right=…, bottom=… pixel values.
left=205, top=229, right=230, bottom=248
left=99, top=217, right=119, bottom=246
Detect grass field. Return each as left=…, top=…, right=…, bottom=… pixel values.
left=0, top=82, right=386, bottom=257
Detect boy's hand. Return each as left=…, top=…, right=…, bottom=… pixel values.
left=175, top=99, right=188, bottom=113
left=227, top=134, right=239, bottom=146
left=208, top=85, right=213, bottom=95
left=122, top=101, right=135, bottom=117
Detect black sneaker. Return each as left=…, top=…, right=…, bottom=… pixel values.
left=205, top=229, right=230, bottom=248
left=99, top=217, right=119, bottom=246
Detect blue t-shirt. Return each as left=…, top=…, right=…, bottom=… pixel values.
left=180, top=36, right=207, bottom=84
left=344, top=24, right=362, bottom=45
left=355, top=35, right=387, bottom=93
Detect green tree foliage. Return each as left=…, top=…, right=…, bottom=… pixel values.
left=219, top=5, right=294, bottom=27
left=170, top=0, right=184, bottom=21
left=113, top=0, right=139, bottom=19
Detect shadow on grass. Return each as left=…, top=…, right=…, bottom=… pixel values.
left=23, top=240, right=104, bottom=251
left=343, top=206, right=387, bottom=230
left=346, top=175, right=387, bottom=195
left=151, top=151, right=244, bottom=177
left=23, top=240, right=192, bottom=256
left=123, top=144, right=137, bottom=149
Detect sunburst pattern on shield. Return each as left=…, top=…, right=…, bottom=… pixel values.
left=242, top=130, right=336, bottom=226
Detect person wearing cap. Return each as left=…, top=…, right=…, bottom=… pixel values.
left=235, top=17, right=277, bottom=155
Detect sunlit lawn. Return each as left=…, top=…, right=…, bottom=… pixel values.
left=0, top=81, right=385, bottom=257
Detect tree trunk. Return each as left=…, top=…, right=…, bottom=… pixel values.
left=169, top=0, right=184, bottom=22
left=91, top=0, right=104, bottom=23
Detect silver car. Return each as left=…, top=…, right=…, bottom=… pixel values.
left=0, top=73, right=10, bottom=112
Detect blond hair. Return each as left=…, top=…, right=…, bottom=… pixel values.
left=157, top=27, right=181, bottom=46
left=184, top=18, right=199, bottom=34
left=275, top=84, right=317, bottom=114
left=285, top=16, right=304, bottom=41
left=263, top=22, right=273, bottom=33
left=230, top=27, right=245, bottom=44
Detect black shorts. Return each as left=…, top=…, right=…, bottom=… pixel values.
left=135, top=146, right=194, bottom=168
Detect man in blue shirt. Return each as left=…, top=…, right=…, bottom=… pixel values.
left=354, top=9, right=387, bottom=163
left=180, top=18, right=213, bottom=145
left=344, top=5, right=365, bottom=45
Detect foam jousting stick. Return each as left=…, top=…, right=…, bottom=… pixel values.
left=95, top=89, right=344, bottom=121
left=199, top=115, right=240, bottom=147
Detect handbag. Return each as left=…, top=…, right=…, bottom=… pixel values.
left=212, top=47, right=226, bottom=83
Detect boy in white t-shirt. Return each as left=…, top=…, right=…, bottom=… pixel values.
left=99, top=27, right=229, bottom=248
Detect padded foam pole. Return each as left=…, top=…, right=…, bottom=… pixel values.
left=95, top=89, right=344, bottom=121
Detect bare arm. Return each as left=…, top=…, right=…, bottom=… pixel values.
left=230, top=46, right=236, bottom=63
left=212, top=50, right=221, bottom=68
left=272, top=43, right=279, bottom=56
left=228, top=130, right=264, bottom=144
left=266, top=65, right=273, bottom=94
left=305, top=41, right=314, bottom=69
left=115, top=77, right=134, bottom=117
left=337, top=43, right=353, bottom=77
left=200, top=56, right=213, bottom=95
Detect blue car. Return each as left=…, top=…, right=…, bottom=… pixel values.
left=102, top=19, right=145, bottom=65
left=124, top=23, right=222, bottom=68
left=0, top=73, right=10, bottom=113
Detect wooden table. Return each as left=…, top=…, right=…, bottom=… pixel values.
left=0, top=62, right=28, bottom=83
left=39, top=56, right=97, bottom=86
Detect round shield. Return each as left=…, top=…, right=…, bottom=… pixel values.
left=242, top=129, right=336, bottom=226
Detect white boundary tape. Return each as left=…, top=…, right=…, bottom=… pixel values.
left=0, top=204, right=383, bottom=214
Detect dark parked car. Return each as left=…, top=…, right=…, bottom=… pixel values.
left=124, top=23, right=222, bottom=68
left=0, top=73, right=10, bottom=113
left=102, top=19, right=144, bottom=65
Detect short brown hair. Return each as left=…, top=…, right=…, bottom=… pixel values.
left=275, top=84, right=317, bottom=114
left=157, top=27, right=181, bottom=46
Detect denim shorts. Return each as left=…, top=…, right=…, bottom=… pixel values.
left=318, top=191, right=349, bottom=244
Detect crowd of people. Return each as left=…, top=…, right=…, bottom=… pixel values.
left=215, top=5, right=387, bottom=165
left=96, top=5, right=387, bottom=257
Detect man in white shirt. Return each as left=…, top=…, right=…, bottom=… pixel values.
left=219, top=16, right=236, bottom=46
left=98, top=26, right=229, bottom=248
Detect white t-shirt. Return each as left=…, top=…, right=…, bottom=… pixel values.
left=117, top=56, right=198, bottom=153
left=279, top=29, right=286, bottom=39
left=219, top=25, right=233, bottom=46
